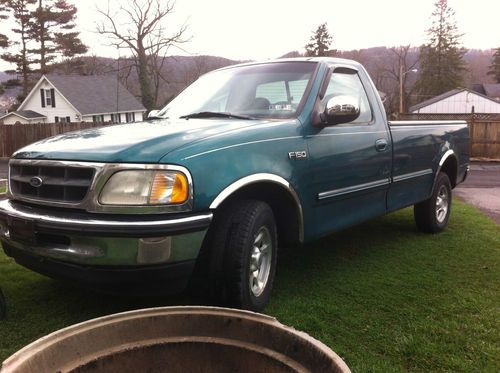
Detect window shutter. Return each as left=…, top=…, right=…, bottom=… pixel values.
left=55, top=116, right=59, bottom=123
left=41, top=89, right=45, bottom=108
left=50, top=88, right=56, bottom=107
left=66, top=116, right=70, bottom=122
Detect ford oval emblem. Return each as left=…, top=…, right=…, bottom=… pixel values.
left=29, top=176, right=43, bottom=188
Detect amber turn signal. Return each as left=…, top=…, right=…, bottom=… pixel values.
left=149, top=172, right=188, bottom=205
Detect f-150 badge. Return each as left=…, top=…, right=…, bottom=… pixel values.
left=288, top=151, right=307, bottom=160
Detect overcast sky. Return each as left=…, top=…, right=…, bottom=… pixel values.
left=1, top=0, right=499, bottom=70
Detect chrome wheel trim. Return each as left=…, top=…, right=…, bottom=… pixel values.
left=435, top=185, right=449, bottom=224
left=249, top=226, right=273, bottom=297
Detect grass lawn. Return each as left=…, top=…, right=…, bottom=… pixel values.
left=0, top=201, right=499, bottom=372
left=0, top=186, right=5, bottom=194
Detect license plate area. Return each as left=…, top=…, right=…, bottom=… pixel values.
left=9, top=217, right=35, bottom=245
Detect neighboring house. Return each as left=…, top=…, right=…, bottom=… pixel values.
left=0, top=110, right=46, bottom=125
left=410, top=87, right=500, bottom=114
left=0, top=75, right=146, bottom=125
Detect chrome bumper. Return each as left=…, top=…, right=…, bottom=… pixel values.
left=0, top=199, right=211, bottom=266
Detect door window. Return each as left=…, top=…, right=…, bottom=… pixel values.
left=322, top=70, right=372, bottom=124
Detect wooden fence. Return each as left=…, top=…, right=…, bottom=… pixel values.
left=0, top=122, right=114, bottom=158
left=1, top=116, right=500, bottom=159
left=398, top=113, right=500, bottom=160
left=469, top=119, right=500, bottom=159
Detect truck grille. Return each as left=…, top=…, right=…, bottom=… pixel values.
left=9, top=163, right=95, bottom=203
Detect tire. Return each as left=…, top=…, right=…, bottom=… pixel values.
left=198, top=200, right=278, bottom=312
left=414, top=172, right=452, bottom=233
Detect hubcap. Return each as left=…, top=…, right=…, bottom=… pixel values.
left=249, top=226, right=273, bottom=297
left=435, top=185, right=449, bottom=223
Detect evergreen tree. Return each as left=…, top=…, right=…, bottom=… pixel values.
left=305, top=23, right=334, bottom=57
left=29, top=0, right=87, bottom=74
left=415, top=0, right=466, bottom=100
left=1, top=0, right=36, bottom=97
left=487, top=48, right=500, bottom=83
left=0, top=1, right=9, bottom=48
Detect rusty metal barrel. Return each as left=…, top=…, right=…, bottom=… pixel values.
left=2, top=306, right=350, bottom=373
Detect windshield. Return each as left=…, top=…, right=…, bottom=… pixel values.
left=156, top=62, right=317, bottom=120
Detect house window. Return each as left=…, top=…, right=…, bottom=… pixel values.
left=40, top=88, right=55, bottom=108
left=111, top=113, right=121, bottom=123
left=126, top=112, right=135, bottom=123
left=92, top=115, right=104, bottom=122
left=45, top=89, right=52, bottom=106
left=55, top=116, right=71, bottom=123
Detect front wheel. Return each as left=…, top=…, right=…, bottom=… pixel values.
left=201, top=200, right=278, bottom=312
left=414, top=172, right=452, bottom=233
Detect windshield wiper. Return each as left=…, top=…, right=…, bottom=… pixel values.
left=179, top=111, right=254, bottom=120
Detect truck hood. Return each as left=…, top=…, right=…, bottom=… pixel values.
left=13, top=119, right=274, bottom=163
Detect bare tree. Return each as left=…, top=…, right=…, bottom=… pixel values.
left=96, top=0, right=188, bottom=110
left=381, top=45, right=418, bottom=114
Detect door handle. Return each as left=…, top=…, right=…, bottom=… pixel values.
left=375, top=139, right=388, bottom=152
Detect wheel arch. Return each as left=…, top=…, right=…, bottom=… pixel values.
left=436, top=149, right=458, bottom=188
left=209, top=174, right=304, bottom=246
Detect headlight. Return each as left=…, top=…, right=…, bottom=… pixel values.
left=99, top=170, right=189, bottom=205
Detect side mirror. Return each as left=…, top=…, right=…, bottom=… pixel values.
left=148, top=110, right=161, bottom=119
left=324, top=95, right=360, bottom=125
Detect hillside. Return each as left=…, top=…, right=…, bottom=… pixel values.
left=49, top=55, right=241, bottom=108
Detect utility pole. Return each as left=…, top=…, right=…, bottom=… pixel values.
left=399, top=66, right=418, bottom=113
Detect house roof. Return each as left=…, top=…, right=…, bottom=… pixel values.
left=483, top=84, right=500, bottom=98
left=14, top=110, right=46, bottom=119
left=472, top=84, right=486, bottom=95
left=410, top=87, right=500, bottom=112
left=43, top=75, right=146, bottom=115
left=0, top=110, right=46, bottom=121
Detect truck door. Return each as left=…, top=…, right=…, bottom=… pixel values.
left=304, top=66, right=392, bottom=239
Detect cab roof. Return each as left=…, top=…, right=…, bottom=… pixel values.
left=213, top=57, right=362, bottom=73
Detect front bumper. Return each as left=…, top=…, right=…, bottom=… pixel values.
left=2, top=243, right=197, bottom=295
left=0, top=199, right=212, bottom=268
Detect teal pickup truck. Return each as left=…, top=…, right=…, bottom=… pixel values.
left=0, top=58, right=469, bottom=311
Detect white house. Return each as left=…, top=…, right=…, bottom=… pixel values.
left=0, top=75, right=147, bottom=125
left=410, top=88, right=500, bottom=114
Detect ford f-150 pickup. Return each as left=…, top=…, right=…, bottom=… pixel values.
left=0, top=58, right=469, bottom=311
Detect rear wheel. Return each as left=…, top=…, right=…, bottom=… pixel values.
left=414, top=172, right=452, bottom=233
left=197, top=200, right=277, bottom=312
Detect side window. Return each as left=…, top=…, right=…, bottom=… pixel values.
left=322, top=71, right=372, bottom=124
